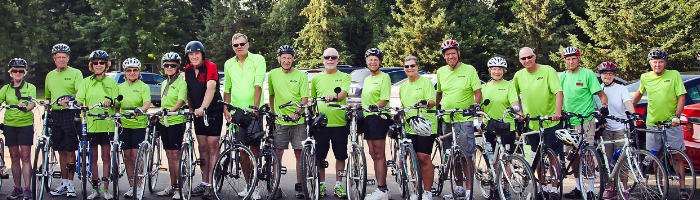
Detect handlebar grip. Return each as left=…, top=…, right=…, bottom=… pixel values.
left=8, top=105, right=20, bottom=108
left=426, top=110, right=438, bottom=113
left=122, top=107, right=137, bottom=110
left=328, top=104, right=341, bottom=107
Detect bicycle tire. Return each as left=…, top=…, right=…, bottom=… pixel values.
left=148, top=139, right=162, bottom=193
left=47, top=149, right=58, bottom=190
left=540, top=148, right=560, bottom=199
left=448, top=149, right=473, bottom=200
left=257, top=148, right=281, bottom=200
left=301, top=146, right=319, bottom=200
left=133, top=143, right=150, bottom=200
left=119, top=149, right=126, bottom=178
left=111, top=143, right=121, bottom=200
left=431, top=139, right=446, bottom=196
left=472, top=145, right=494, bottom=199
left=390, top=139, right=406, bottom=198
left=32, top=142, right=48, bottom=200
left=665, top=148, right=696, bottom=200
left=402, top=144, right=423, bottom=200
left=347, top=146, right=367, bottom=200
left=0, top=140, right=4, bottom=190
left=579, top=146, right=605, bottom=200
left=179, top=143, right=193, bottom=200
left=616, top=149, right=667, bottom=200
left=497, top=155, right=538, bottom=200
left=80, top=143, right=89, bottom=200
left=213, top=145, right=258, bottom=200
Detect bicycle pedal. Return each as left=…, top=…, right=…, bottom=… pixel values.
left=337, top=170, right=347, bottom=177
left=0, top=174, right=8, bottom=179
left=196, top=159, right=206, bottom=166
left=386, top=160, right=395, bottom=167
left=366, top=179, right=376, bottom=186
left=280, top=166, right=287, bottom=175
left=321, top=161, right=329, bottom=168
left=158, top=168, right=168, bottom=171
left=390, top=169, right=396, bottom=176
left=52, top=171, right=63, bottom=179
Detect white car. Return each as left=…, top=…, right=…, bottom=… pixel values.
left=389, top=74, right=437, bottom=108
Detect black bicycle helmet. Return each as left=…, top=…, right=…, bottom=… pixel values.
left=185, top=41, right=206, bottom=60
left=89, top=50, right=109, bottom=61
left=8, top=58, right=27, bottom=68
left=310, top=113, right=329, bottom=133
left=648, top=49, right=669, bottom=60
left=365, top=48, right=384, bottom=61
left=277, top=45, right=295, bottom=57
left=52, top=43, right=71, bottom=55
left=440, top=40, right=460, bottom=54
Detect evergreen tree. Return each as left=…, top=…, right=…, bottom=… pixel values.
left=199, top=0, right=243, bottom=67
left=259, top=0, right=309, bottom=70
left=445, top=0, right=498, bottom=76
left=294, top=0, right=349, bottom=69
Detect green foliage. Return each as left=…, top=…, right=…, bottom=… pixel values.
left=445, top=0, right=499, bottom=77
left=294, top=0, right=350, bottom=69
left=258, top=0, right=309, bottom=70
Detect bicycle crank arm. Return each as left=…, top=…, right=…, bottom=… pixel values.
left=336, top=170, right=347, bottom=177
left=366, top=179, right=376, bottom=186
left=280, top=166, right=287, bottom=175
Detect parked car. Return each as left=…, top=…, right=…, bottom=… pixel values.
left=389, top=74, right=437, bottom=108
left=107, top=72, right=166, bottom=106
left=347, top=67, right=427, bottom=105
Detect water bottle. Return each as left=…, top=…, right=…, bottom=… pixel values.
left=485, top=142, right=494, bottom=163
left=642, top=150, right=658, bottom=166
left=612, top=148, right=622, bottom=161
left=444, top=149, right=451, bottom=161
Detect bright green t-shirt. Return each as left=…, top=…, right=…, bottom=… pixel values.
left=268, top=68, right=310, bottom=125
left=638, top=70, right=687, bottom=125
left=160, top=78, right=187, bottom=125
left=513, top=65, right=562, bottom=129
left=76, top=75, right=119, bottom=133
left=311, top=71, right=351, bottom=127
left=361, top=72, right=391, bottom=116
left=560, top=68, right=603, bottom=125
left=224, top=52, right=266, bottom=109
left=481, top=80, right=518, bottom=131
left=436, top=63, right=482, bottom=122
left=0, top=82, right=36, bottom=127
left=118, top=80, right=151, bottom=129
left=400, top=76, right=438, bottom=135
left=45, top=67, right=83, bottom=110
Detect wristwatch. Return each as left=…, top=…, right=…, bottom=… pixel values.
left=676, top=114, right=681, bottom=118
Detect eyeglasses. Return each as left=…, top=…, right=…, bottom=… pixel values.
left=125, top=69, right=139, bottom=73
left=520, top=55, right=534, bottom=60
left=232, top=42, right=247, bottom=47
left=93, top=61, right=107, bottom=65
left=163, top=64, right=179, bottom=68
left=323, top=56, right=339, bottom=60
left=11, top=70, right=25, bottom=74
left=404, top=64, right=417, bottom=68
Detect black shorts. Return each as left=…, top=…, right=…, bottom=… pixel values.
left=50, top=110, right=80, bottom=151
left=4, top=125, right=34, bottom=146
left=484, top=131, right=516, bottom=154
left=235, top=115, right=264, bottom=146
left=362, top=115, right=391, bottom=140
left=525, top=122, right=564, bottom=154
left=88, top=132, right=113, bottom=146
left=120, top=128, right=146, bottom=150
left=158, top=123, right=185, bottom=150
left=315, top=127, right=349, bottom=161
left=194, top=110, right=223, bottom=137
left=406, top=134, right=436, bottom=155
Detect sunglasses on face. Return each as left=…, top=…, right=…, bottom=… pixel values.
left=163, top=64, right=179, bottom=68
left=404, top=64, right=417, bottom=68
left=93, top=61, right=107, bottom=65
left=520, top=55, right=534, bottom=60
left=323, top=56, right=339, bottom=60
left=232, top=42, right=247, bottom=47
left=11, top=70, right=25, bottom=74
left=125, top=69, right=139, bottom=73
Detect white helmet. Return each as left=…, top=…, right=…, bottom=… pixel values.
left=122, top=58, right=144, bottom=70
left=407, top=116, right=432, bottom=136
left=555, top=129, right=579, bottom=146
left=487, top=57, right=507, bottom=68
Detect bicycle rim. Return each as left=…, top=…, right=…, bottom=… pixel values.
left=431, top=139, right=445, bottom=196
left=214, top=146, right=258, bottom=200
left=148, top=139, right=162, bottom=193
left=449, top=149, right=472, bottom=200
left=134, top=144, right=149, bottom=200
left=47, top=149, right=58, bottom=191
left=180, top=144, right=193, bottom=200
left=81, top=144, right=89, bottom=200
left=472, top=145, right=493, bottom=199
left=257, top=148, right=281, bottom=200
left=579, top=146, right=604, bottom=200
left=301, top=146, right=319, bottom=200
left=403, top=144, right=423, bottom=200
left=111, top=144, right=120, bottom=200
left=616, top=150, right=667, bottom=200
left=390, top=140, right=406, bottom=198
left=0, top=140, right=4, bottom=190
left=497, top=155, right=538, bottom=200
left=32, top=144, right=47, bottom=200
left=665, top=148, right=696, bottom=200
left=347, top=147, right=367, bottom=200
left=541, top=148, right=560, bottom=195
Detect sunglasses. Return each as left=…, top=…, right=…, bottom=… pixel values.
left=404, top=64, right=417, bottom=68
left=323, top=56, right=339, bottom=60
left=163, top=64, right=179, bottom=68
left=125, top=69, right=139, bottom=73
left=232, top=42, right=247, bottom=47
left=11, top=70, right=25, bottom=74
left=93, top=61, right=107, bottom=65
left=520, top=55, right=534, bottom=60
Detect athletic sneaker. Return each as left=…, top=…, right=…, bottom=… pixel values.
left=453, top=186, right=466, bottom=198
left=102, top=190, right=114, bottom=200
left=503, top=189, right=511, bottom=200
left=681, top=190, right=690, bottom=200
left=320, top=183, right=327, bottom=198
left=422, top=191, right=433, bottom=200
left=23, top=187, right=32, bottom=200
left=563, top=188, right=583, bottom=199
left=295, top=183, right=304, bottom=199
left=191, top=183, right=207, bottom=196
left=87, top=190, right=100, bottom=200
left=172, top=190, right=181, bottom=200
left=365, top=188, right=391, bottom=200
left=158, top=185, right=174, bottom=196
left=549, top=192, right=560, bottom=200
left=203, top=186, right=214, bottom=200
left=7, top=186, right=24, bottom=199
left=67, top=185, right=78, bottom=197
left=50, top=185, right=68, bottom=196
left=124, top=190, right=134, bottom=198
left=334, top=185, right=347, bottom=199
left=602, top=189, right=616, bottom=199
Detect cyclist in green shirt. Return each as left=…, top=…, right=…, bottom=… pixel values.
left=156, top=52, right=187, bottom=199
left=47, top=43, right=82, bottom=198
left=1, top=58, right=36, bottom=200
left=399, top=56, right=437, bottom=200
left=76, top=50, right=120, bottom=200
left=116, top=58, right=151, bottom=198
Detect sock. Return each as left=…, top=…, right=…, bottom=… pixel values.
left=68, top=180, right=74, bottom=187
left=588, top=179, right=595, bottom=192
left=575, top=178, right=581, bottom=190
left=62, top=179, right=68, bottom=186
left=103, top=189, right=109, bottom=193
left=335, top=181, right=342, bottom=188
left=465, top=190, right=471, bottom=197
left=542, top=185, right=547, bottom=192
left=378, top=186, right=388, bottom=192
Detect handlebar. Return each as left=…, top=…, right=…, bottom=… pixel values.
left=249, top=105, right=293, bottom=122
left=316, top=96, right=338, bottom=102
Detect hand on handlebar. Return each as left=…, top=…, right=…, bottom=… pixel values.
left=195, top=107, right=206, bottom=117
left=290, top=113, right=300, bottom=121
left=368, top=105, right=379, bottom=112
left=223, top=109, right=233, bottom=123
left=101, top=100, right=112, bottom=107
left=672, top=117, right=681, bottom=127
left=552, top=112, right=562, bottom=121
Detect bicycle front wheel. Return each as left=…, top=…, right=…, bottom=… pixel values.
left=616, top=150, right=667, bottom=200
left=579, top=146, right=605, bottom=200
left=541, top=148, right=560, bottom=198
left=431, top=138, right=446, bottom=196
left=0, top=139, right=4, bottom=190
left=347, top=146, right=367, bottom=200
left=473, top=145, right=494, bottom=199
left=497, top=155, right=538, bottom=200
left=133, top=143, right=150, bottom=200
left=213, top=145, right=258, bottom=200
left=111, top=144, right=121, bottom=200
left=257, top=148, right=281, bottom=200
left=402, top=144, right=423, bottom=200
left=32, top=142, right=48, bottom=200
left=80, top=144, right=89, bottom=200
left=148, top=138, right=163, bottom=193
left=179, top=144, right=193, bottom=200
left=665, top=148, right=696, bottom=200
left=301, top=146, right=319, bottom=200
left=448, top=149, right=473, bottom=200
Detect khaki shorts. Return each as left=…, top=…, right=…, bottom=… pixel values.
left=646, top=125, right=685, bottom=151
left=564, top=119, right=596, bottom=153
left=273, top=124, right=306, bottom=150
left=602, top=129, right=626, bottom=164
left=442, top=121, right=475, bottom=156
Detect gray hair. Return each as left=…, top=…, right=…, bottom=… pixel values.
left=404, top=55, right=419, bottom=64
left=323, top=48, right=339, bottom=57
left=232, top=33, right=248, bottom=43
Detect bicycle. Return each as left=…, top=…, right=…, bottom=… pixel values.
left=27, top=96, right=61, bottom=200
left=128, top=107, right=164, bottom=200
left=597, top=113, right=669, bottom=200
left=386, top=102, right=424, bottom=200
left=636, top=119, right=696, bottom=200
left=557, top=111, right=605, bottom=200
left=160, top=107, right=205, bottom=200
left=472, top=108, right=538, bottom=200
left=248, top=104, right=289, bottom=200
left=212, top=100, right=258, bottom=200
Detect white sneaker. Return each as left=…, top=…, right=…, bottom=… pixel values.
left=124, top=190, right=133, bottom=198
left=454, top=186, right=466, bottom=197
left=87, top=191, right=101, bottom=200
left=157, top=185, right=174, bottom=196
left=172, top=190, right=181, bottom=200
left=252, top=187, right=261, bottom=200
left=50, top=185, right=68, bottom=196
left=410, top=194, right=419, bottom=200
left=67, top=185, right=77, bottom=197
left=365, top=188, right=391, bottom=200
left=422, top=191, right=433, bottom=200
left=237, top=189, right=248, bottom=197
left=102, top=191, right=114, bottom=200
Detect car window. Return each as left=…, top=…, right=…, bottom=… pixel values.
left=153, top=74, right=166, bottom=84
left=388, top=72, right=408, bottom=85
left=141, top=74, right=154, bottom=84
left=116, top=74, right=125, bottom=84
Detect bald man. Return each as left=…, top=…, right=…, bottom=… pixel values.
left=512, top=47, right=564, bottom=200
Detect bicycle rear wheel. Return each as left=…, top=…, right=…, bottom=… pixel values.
left=133, top=143, right=150, bottom=200
left=389, top=139, right=406, bottom=198
left=347, top=146, right=367, bottom=200
left=213, top=145, right=258, bottom=200
left=431, top=138, right=445, bottom=195
left=301, top=146, right=319, bottom=200
left=402, top=144, right=423, bottom=200
left=111, top=144, right=121, bottom=200
left=448, top=149, right=473, bottom=200
left=148, top=139, right=162, bottom=193
left=473, top=145, right=494, bottom=199
left=179, top=143, right=193, bottom=200
left=616, top=150, right=667, bottom=200
left=541, top=148, right=560, bottom=198
left=257, top=148, right=281, bottom=200
left=32, top=142, right=48, bottom=200
left=579, top=146, right=605, bottom=200
left=0, top=140, right=4, bottom=190
left=665, top=148, right=696, bottom=200
left=497, top=155, right=538, bottom=200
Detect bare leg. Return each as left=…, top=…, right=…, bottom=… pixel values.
left=417, top=152, right=434, bottom=190
left=205, top=137, right=220, bottom=184
left=195, top=135, right=210, bottom=184
left=9, top=146, right=22, bottom=187
left=367, top=140, right=387, bottom=187
left=101, top=143, right=110, bottom=190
